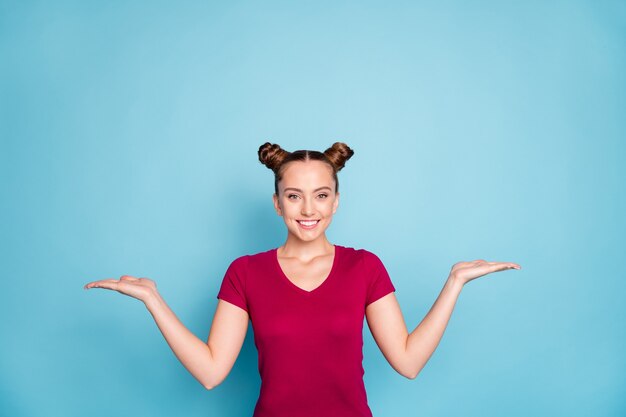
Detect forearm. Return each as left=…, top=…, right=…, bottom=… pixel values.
left=405, top=275, right=464, bottom=379
left=144, top=291, right=217, bottom=389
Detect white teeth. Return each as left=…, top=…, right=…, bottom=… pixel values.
left=298, top=220, right=318, bottom=226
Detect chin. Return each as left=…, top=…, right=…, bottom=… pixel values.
left=287, top=230, right=326, bottom=243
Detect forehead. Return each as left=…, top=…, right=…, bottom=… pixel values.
left=280, top=160, right=334, bottom=186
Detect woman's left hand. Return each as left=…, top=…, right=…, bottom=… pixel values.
left=450, top=260, right=522, bottom=286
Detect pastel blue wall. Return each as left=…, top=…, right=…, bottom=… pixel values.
left=1, top=1, right=624, bottom=416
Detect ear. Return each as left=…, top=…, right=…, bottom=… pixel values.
left=332, top=192, right=339, bottom=214
left=272, top=193, right=283, bottom=216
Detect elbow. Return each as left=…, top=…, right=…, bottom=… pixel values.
left=396, top=362, right=419, bottom=380
left=403, top=367, right=419, bottom=380
left=203, top=363, right=224, bottom=390
left=204, top=379, right=220, bottom=390
left=402, top=358, right=424, bottom=380
left=203, top=375, right=224, bottom=391
left=203, top=361, right=228, bottom=390
left=203, top=378, right=222, bottom=391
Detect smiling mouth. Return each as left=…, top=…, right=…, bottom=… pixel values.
left=297, top=220, right=320, bottom=227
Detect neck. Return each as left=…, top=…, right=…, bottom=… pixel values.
left=279, top=234, right=334, bottom=259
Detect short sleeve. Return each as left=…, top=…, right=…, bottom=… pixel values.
left=363, top=251, right=396, bottom=307
left=216, top=256, right=249, bottom=312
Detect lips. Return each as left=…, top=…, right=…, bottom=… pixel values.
left=297, top=220, right=320, bottom=229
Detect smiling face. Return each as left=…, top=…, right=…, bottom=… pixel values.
left=272, top=159, right=339, bottom=244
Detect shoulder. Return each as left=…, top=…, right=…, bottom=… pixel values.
left=336, top=244, right=385, bottom=267
left=228, top=254, right=249, bottom=268
left=228, top=248, right=274, bottom=269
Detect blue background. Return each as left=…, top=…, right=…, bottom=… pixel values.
left=1, top=1, right=625, bottom=416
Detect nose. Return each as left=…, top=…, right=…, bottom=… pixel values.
left=301, top=197, right=314, bottom=216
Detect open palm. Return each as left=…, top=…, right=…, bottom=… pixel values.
left=84, top=275, right=157, bottom=303
left=451, top=260, right=521, bottom=285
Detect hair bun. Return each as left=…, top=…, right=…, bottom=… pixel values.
left=323, top=142, right=354, bottom=171
left=258, top=142, right=289, bottom=172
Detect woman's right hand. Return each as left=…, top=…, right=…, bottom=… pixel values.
left=84, top=275, right=158, bottom=304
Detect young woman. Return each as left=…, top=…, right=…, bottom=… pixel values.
left=84, top=142, right=521, bottom=417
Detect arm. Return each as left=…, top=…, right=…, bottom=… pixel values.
left=145, top=292, right=249, bottom=390
left=365, top=260, right=521, bottom=379
left=367, top=286, right=460, bottom=380
left=85, top=276, right=249, bottom=390
left=403, top=275, right=463, bottom=379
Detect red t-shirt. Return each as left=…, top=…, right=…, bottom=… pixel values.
left=216, top=244, right=396, bottom=417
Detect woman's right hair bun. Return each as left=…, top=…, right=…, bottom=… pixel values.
left=258, top=142, right=289, bottom=172
left=323, top=142, right=354, bottom=172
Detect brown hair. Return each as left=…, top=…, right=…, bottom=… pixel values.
left=258, top=142, right=354, bottom=194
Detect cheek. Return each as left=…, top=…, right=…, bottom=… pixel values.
left=282, top=202, right=299, bottom=215
left=322, top=200, right=337, bottom=214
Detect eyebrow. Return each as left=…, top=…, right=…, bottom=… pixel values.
left=283, top=186, right=332, bottom=193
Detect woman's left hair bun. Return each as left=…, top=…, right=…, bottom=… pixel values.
left=323, top=142, right=354, bottom=172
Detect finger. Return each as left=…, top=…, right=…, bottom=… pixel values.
left=84, top=279, right=121, bottom=290
left=84, top=279, right=110, bottom=288
left=488, top=262, right=521, bottom=270
left=120, top=275, right=139, bottom=281
left=86, top=281, right=121, bottom=291
left=502, top=262, right=522, bottom=269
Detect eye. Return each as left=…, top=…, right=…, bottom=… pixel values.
left=317, top=193, right=328, bottom=199
left=287, top=194, right=300, bottom=200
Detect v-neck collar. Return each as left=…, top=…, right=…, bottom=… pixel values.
left=273, top=245, right=340, bottom=296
